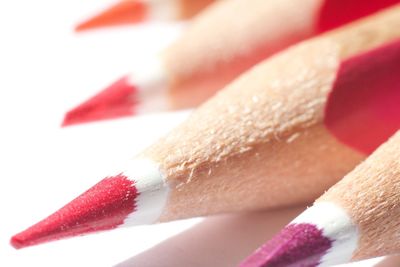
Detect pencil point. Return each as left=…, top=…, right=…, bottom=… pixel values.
left=10, top=236, right=24, bottom=250
left=62, top=76, right=137, bottom=126
left=241, top=202, right=358, bottom=266
left=10, top=174, right=139, bottom=249
left=240, top=223, right=332, bottom=267
left=75, top=0, right=147, bottom=32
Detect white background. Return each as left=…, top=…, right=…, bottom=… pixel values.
left=0, top=1, right=398, bottom=266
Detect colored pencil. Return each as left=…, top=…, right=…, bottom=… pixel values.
left=11, top=6, right=400, bottom=249
left=240, top=130, right=400, bottom=267
left=75, top=0, right=216, bottom=32
left=63, top=0, right=399, bottom=126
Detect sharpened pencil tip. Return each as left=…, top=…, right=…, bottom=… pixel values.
left=240, top=223, right=332, bottom=267
left=10, top=174, right=139, bottom=249
left=62, top=76, right=137, bottom=126
left=74, top=0, right=148, bottom=32
left=10, top=236, right=24, bottom=249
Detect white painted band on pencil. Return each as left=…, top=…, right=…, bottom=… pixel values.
left=121, top=158, right=169, bottom=226
left=292, top=202, right=359, bottom=267
left=127, top=56, right=170, bottom=113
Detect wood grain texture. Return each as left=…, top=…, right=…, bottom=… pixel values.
left=318, top=131, right=400, bottom=260
left=143, top=5, right=400, bottom=222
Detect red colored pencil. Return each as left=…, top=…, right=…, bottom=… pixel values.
left=63, top=0, right=400, bottom=126
left=12, top=6, right=400, bottom=249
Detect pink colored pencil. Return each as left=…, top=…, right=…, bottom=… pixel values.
left=241, top=131, right=400, bottom=267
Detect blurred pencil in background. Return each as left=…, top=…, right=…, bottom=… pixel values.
left=75, top=0, right=216, bottom=31
left=63, top=0, right=400, bottom=126
left=12, top=5, right=400, bottom=249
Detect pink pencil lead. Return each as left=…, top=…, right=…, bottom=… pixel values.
left=240, top=223, right=332, bottom=267
left=240, top=202, right=359, bottom=267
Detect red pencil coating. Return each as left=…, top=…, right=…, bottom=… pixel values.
left=317, top=0, right=400, bottom=32
left=241, top=39, right=400, bottom=267
left=324, top=38, right=400, bottom=154
left=65, top=0, right=400, bottom=126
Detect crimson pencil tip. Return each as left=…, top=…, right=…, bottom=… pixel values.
left=10, top=174, right=139, bottom=249
left=62, top=76, right=137, bottom=126
left=10, top=236, right=25, bottom=249
left=240, top=223, right=332, bottom=267
left=75, top=0, right=148, bottom=32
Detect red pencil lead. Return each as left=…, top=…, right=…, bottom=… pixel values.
left=63, top=58, right=170, bottom=126
left=62, top=76, right=138, bottom=126
left=75, top=1, right=147, bottom=32
left=11, top=159, right=169, bottom=249
left=11, top=174, right=139, bottom=249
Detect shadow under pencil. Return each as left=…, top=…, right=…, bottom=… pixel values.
left=115, top=206, right=305, bottom=267
left=115, top=207, right=400, bottom=267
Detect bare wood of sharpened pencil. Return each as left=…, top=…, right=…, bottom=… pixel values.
left=163, top=0, right=323, bottom=108
left=178, top=0, right=216, bottom=19
left=318, top=131, right=400, bottom=260
left=240, top=131, right=400, bottom=267
left=144, top=6, right=400, bottom=221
